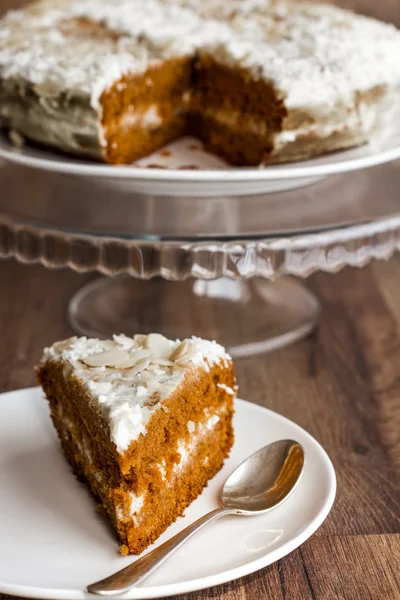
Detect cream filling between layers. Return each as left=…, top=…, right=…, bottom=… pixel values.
left=56, top=401, right=229, bottom=527
left=200, top=107, right=270, bottom=136
left=201, top=104, right=363, bottom=144
left=56, top=404, right=104, bottom=484
left=200, top=95, right=395, bottom=156
left=129, top=405, right=228, bottom=525
left=114, top=104, right=163, bottom=131
left=217, top=383, right=237, bottom=395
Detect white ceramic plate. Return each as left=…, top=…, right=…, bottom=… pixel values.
left=0, top=387, right=336, bottom=600
left=1, top=111, right=400, bottom=196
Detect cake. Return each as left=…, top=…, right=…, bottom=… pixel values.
left=37, top=333, right=236, bottom=555
left=1, top=0, right=400, bottom=166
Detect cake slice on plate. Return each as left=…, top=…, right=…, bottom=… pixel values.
left=37, top=333, right=236, bottom=555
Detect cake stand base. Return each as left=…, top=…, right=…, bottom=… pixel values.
left=68, top=277, right=320, bottom=358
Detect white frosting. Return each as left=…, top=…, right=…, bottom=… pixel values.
left=40, top=333, right=231, bottom=453
left=0, top=0, right=229, bottom=110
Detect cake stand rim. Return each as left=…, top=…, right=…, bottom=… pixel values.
left=1, top=212, right=399, bottom=280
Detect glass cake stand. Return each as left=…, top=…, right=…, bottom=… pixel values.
left=1, top=132, right=400, bottom=357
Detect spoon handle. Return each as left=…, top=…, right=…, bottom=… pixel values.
left=87, top=507, right=232, bottom=596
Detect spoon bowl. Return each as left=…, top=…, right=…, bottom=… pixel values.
left=222, top=439, right=304, bottom=513
left=88, top=439, right=305, bottom=596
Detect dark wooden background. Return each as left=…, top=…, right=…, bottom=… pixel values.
left=1, top=0, right=399, bottom=599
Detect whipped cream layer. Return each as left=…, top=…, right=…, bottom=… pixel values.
left=40, top=333, right=232, bottom=453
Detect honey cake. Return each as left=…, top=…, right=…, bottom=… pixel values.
left=1, top=0, right=400, bottom=165
left=37, top=333, right=236, bottom=555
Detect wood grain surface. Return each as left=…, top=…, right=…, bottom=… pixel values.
left=1, top=0, right=400, bottom=599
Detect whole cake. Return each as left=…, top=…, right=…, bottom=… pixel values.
left=37, top=333, right=236, bottom=555
left=1, top=0, right=400, bottom=165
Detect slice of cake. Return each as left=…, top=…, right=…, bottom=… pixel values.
left=37, top=333, right=236, bottom=555
left=1, top=0, right=400, bottom=166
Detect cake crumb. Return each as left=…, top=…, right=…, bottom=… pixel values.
left=146, top=163, right=168, bottom=169
left=120, top=544, right=129, bottom=556
left=159, top=149, right=171, bottom=157
left=9, top=129, right=24, bottom=149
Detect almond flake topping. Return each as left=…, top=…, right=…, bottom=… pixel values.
left=82, top=349, right=129, bottom=367
left=170, top=339, right=202, bottom=367
left=146, top=333, right=172, bottom=358
left=52, top=336, right=77, bottom=354
left=117, top=349, right=152, bottom=369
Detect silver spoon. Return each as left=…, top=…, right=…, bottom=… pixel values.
left=87, top=439, right=304, bottom=596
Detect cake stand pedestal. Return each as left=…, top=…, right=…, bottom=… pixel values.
left=68, top=277, right=320, bottom=357
left=1, top=159, right=400, bottom=357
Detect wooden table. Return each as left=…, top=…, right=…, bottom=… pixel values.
left=1, top=0, right=400, bottom=599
